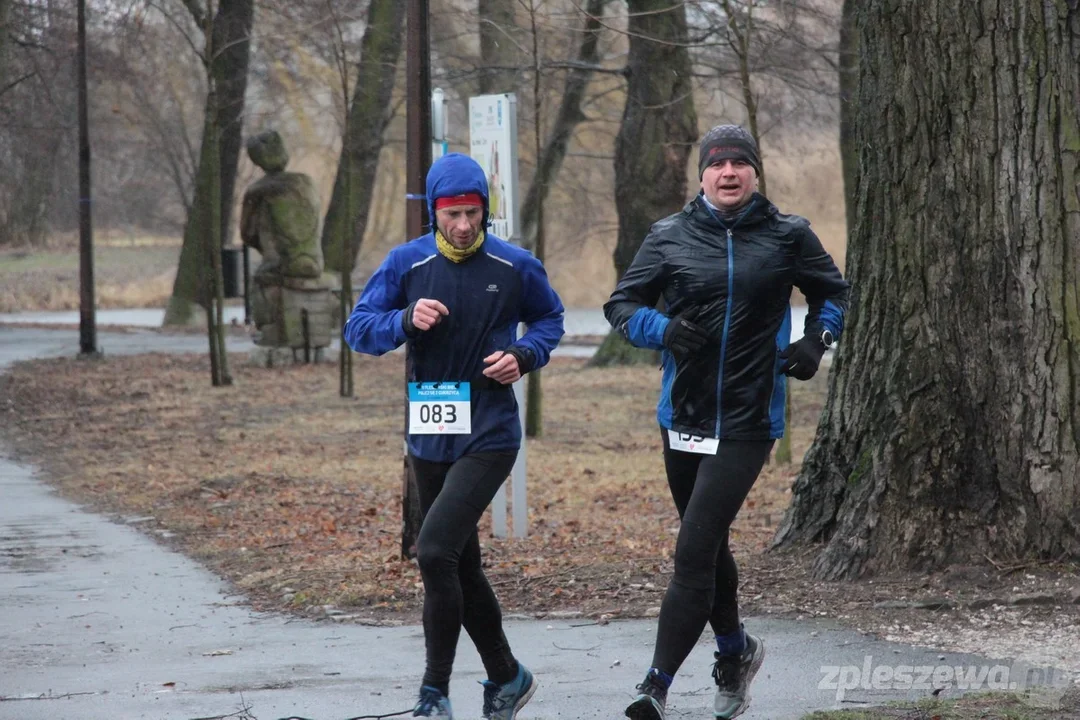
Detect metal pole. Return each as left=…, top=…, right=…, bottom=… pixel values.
left=401, top=0, right=433, bottom=559
left=406, top=0, right=432, bottom=239
left=242, top=245, right=251, bottom=325
left=76, top=0, right=97, bottom=356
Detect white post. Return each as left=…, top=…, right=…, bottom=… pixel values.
left=491, top=483, right=508, bottom=539
left=511, top=339, right=527, bottom=538
left=431, top=88, right=448, bottom=160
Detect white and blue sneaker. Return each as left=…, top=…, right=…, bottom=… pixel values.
left=413, top=685, right=453, bottom=718
left=481, top=663, right=537, bottom=719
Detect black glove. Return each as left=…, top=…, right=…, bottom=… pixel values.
left=504, top=345, right=536, bottom=374
left=662, top=306, right=711, bottom=358
left=779, top=335, right=826, bottom=380
left=401, top=301, right=420, bottom=338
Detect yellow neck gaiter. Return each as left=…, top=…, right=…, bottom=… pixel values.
left=436, top=229, right=485, bottom=263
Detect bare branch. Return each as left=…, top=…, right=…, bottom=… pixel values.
left=180, top=0, right=206, bottom=32
left=0, top=71, right=35, bottom=98
left=146, top=1, right=205, bottom=60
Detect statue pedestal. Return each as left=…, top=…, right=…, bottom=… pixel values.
left=247, top=346, right=331, bottom=368
left=250, top=274, right=338, bottom=354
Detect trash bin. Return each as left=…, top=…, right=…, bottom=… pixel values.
left=221, top=246, right=243, bottom=299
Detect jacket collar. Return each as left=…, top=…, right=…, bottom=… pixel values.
left=685, top=191, right=777, bottom=231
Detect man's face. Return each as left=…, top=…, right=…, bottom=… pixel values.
left=435, top=204, right=484, bottom=249
left=701, top=158, right=757, bottom=211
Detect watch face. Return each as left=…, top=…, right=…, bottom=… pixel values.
left=822, top=330, right=834, bottom=347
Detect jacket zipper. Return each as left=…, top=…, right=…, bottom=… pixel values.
left=716, top=228, right=735, bottom=438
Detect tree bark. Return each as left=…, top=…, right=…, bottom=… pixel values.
left=0, top=0, right=11, bottom=83
left=477, top=0, right=519, bottom=95
left=202, top=101, right=223, bottom=386
left=773, top=0, right=1080, bottom=579
left=207, top=91, right=231, bottom=387
left=164, top=0, right=254, bottom=326
left=321, top=0, right=406, bottom=272
left=591, top=0, right=698, bottom=366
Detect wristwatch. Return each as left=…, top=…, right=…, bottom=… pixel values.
left=820, top=329, right=835, bottom=349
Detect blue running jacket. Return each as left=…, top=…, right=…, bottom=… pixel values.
left=344, top=153, right=565, bottom=462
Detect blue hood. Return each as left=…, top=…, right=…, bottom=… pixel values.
left=425, top=152, right=490, bottom=230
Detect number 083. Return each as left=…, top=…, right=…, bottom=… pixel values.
left=418, top=403, right=457, bottom=424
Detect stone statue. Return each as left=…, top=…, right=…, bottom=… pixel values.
left=240, top=130, right=335, bottom=363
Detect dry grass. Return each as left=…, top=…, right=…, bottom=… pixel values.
left=0, top=244, right=181, bottom=312
left=803, top=689, right=1080, bottom=719
left=0, top=352, right=827, bottom=620
left=2, top=134, right=847, bottom=313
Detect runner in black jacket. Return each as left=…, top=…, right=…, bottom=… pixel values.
left=605, top=125, right=850, bottom=720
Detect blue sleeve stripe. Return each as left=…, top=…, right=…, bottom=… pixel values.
left=625, top=307, right=669, bottom=350
left=820, top=300, right=845, bottom=338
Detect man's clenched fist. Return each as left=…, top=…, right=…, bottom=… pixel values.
left=403, top=298, right=449, bottom=336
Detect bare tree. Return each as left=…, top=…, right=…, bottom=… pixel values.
left=518, top=0, right=607, bottom=436
left=0, top=0, right=76, bottom=247
left=162, top=0, right=254, bottom=327
left=321, top=0, right=357, bottom=398
left=196, top=0, right=232, bottom=386
left=591, top=0, right=698, bottom=366
left=689, top=0, right=840, bottom=139
left=319, top=0, right=406, bottom=273
left=774, top=0, right=1080, bottom=579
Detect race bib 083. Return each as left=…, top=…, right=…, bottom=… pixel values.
left=408, top=382, right=471, bottom=435
left=667, top=430, right=719, bottom=455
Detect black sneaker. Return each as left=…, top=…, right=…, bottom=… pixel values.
left=712, top=633, right=765, bottom=719
left=624, top=670, right=667, bottom=720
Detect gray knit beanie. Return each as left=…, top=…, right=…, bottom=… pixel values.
left=698, top=124, right=761, bottom=178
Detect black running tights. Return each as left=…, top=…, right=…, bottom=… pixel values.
left=650, top=434, right=773, bottom=676
left=410, top=450, right=519, bottom=695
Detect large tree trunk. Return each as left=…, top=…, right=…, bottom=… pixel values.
left=320, top=0, right=406, bottom=272
left=773, top=0, right=1080, bottom=580
left=164, top=0, right=254, bottom=326
left=591, top=0, right=698, bottom=366
left=211, top=0, right=253, bottom=253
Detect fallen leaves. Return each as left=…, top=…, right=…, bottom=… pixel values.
left=0, top=352, right=828, bottom=621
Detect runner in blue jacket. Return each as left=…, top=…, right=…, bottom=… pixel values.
left=344, top=152, right=564, bottom=720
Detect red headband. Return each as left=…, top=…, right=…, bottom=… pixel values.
left=434, top=193, right=484, bottom=210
